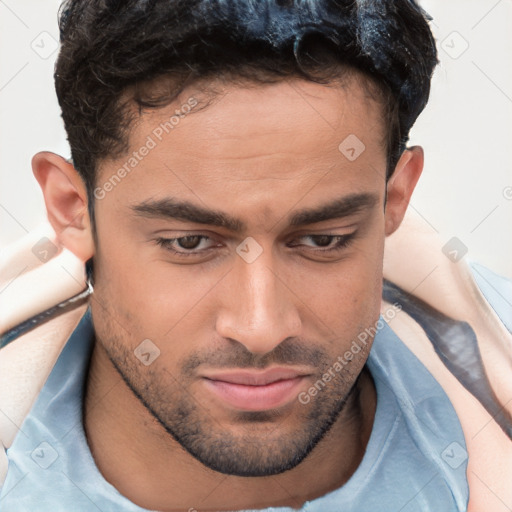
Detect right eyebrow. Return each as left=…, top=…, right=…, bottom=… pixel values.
left=130, top=197, right=246, bottom=232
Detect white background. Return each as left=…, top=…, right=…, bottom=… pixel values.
left=1, top=0, right=511, bottom=277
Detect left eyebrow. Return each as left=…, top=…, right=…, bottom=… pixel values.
left=288, top=192, right=379, bottom=226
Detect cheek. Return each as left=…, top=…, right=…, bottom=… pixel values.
left=297, top=245, right=384, bottom=339
left=93, top=234, right=226, bottom=347
left=316, top=267, right=382, bottom=377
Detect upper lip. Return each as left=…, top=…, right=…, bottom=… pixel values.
left=202, top=367, right=310, bottom=386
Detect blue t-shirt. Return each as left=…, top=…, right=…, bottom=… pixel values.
left=2, top=262, right=509, bottom=511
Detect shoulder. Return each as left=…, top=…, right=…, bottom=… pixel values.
left=0, top=305, right=88, bottom=483
left=383, top=214, right=512, bottom=511
left=0, top=224, right=88, bottom=485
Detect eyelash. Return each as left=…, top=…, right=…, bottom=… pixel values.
left=154, top=233, right=356, bottom=258
left=291, top=233, right=356, bottom=252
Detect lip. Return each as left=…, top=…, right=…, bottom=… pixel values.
left=202, top=367, right=308, bottom=386
left=201, top=367, right=310, bottom=412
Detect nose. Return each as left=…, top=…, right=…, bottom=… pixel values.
left=215, top=251, right=302, bottom=355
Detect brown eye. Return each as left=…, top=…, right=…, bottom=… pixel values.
left=287, top=233, right=356, bottom=255
left=309, top=235, right=334, bottom=247
left=177, top=236, right=203, bottom=249
left=155, top=235, right=217, bottom=256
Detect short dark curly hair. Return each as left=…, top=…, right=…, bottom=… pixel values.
left=55, top=0, right=438, bottom=220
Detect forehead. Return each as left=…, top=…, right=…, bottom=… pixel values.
left=96, top=77, right=387, bottom=214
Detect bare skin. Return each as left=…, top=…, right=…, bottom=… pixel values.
left=33, top=75, right=423, bottom=511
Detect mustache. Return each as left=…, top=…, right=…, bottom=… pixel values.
left=180, top=337, right=330, bottom=374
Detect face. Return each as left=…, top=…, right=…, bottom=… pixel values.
left=90, top=77, right=389, bottom=477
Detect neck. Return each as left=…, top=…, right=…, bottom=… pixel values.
left=84, top=340, right=376, bottom=511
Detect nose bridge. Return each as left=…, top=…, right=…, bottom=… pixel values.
left=216, top=250, right=301, bottom=354
left=244, top=257, right=280, bottom=326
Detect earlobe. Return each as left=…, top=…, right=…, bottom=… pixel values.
left=32, top=151, right=94, bottom=262
left=384, top=146, right=424, bottom=237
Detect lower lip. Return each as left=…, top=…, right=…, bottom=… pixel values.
left=202, top=377, right=306, bottom=411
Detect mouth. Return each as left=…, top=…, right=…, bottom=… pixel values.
left=201, top=367, right=311, bottom=412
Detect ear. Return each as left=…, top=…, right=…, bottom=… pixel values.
left=384, top=146, right=423, bottom=237
left=32, top=151, right=94, bottom=262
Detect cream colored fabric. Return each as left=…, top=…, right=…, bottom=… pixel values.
left=0, top=224, right=86, bottom=335
left=383, top=210, right=512, bottom=512
left=0, top=224, right=87, bottom=484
